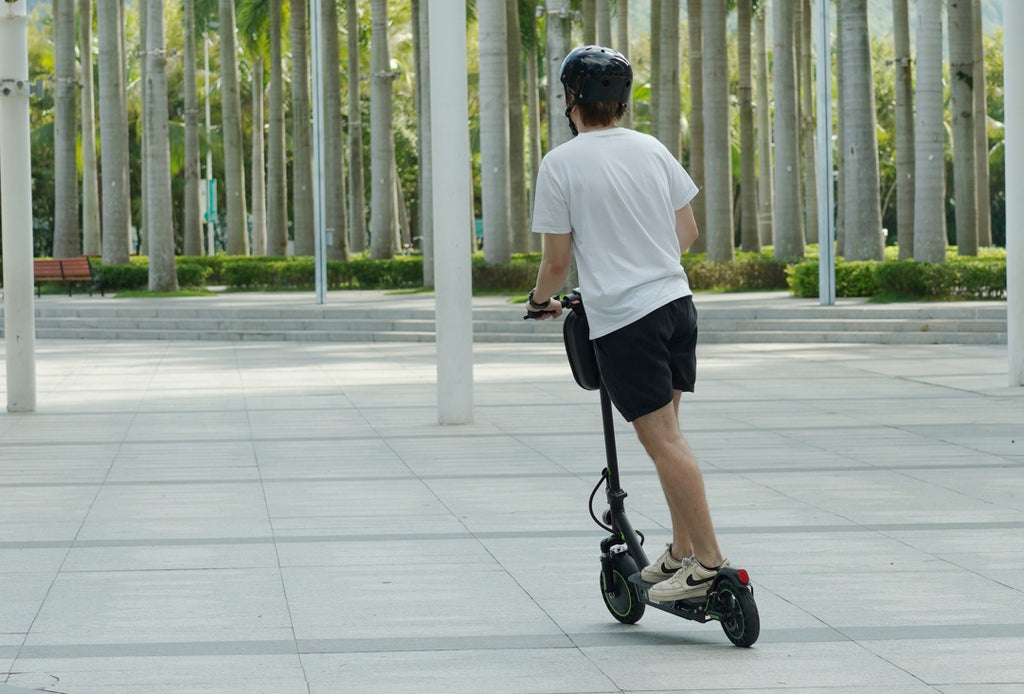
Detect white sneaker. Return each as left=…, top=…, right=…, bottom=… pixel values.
left=649, top=559, right=730, bottom=602
left=640, top=545, right=695, bottom=584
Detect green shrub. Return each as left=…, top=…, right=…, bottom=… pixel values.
left=786, top=256, right=1007, bottom=300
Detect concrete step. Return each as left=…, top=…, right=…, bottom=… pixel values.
left=1, top=292, right=1008, bottom=344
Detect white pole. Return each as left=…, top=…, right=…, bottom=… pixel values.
left=204, top=34, right=215, bottom=256
left=309, top=0, right=328, bottom=305
left=1006, top=1, right=1023, bottom=386
left=815, top=0, right=836, bottom=306
left=0, top=0, right=37, bottom=413
left=428, top=0, right=474, bottom=424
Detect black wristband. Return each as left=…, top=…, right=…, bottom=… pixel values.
left=528, top=289, right=551, bottom=310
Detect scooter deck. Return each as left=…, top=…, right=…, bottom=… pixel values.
left=627, top=573, right=713, bottom=623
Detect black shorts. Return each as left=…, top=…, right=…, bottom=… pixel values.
left=594, top=296, right=697, bottom=422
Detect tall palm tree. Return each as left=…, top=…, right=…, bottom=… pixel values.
left=972, top=0, right=991, bottom=246
left=290, top=0, right=314, bottom=256
left=220, top=0, right=249, bottom=255
left=616, top=0, right=631, bottom=129
left=369, top=0, right=395, bottom=258
left=322, top=0, right=349, bottom=261
left=657, top=0, right=680, bottom=160
left=799, top=0, right=818, bottom=245
left=53, top=0, right=79, bottom=258
left=546, top=0, right=573, bottom=150
left=237, top=0, right=271, bottom=258
left=687, top=0, right=706, bottom=248
left=183, top=0, right=204, bottom=256
left=347, top=0, right=368, bottom=253
left=250, top=55, right=268, bottom=256
left=738, top=0, right=758, bottom=252
left=79, top=0, right=101, bottom=256
left=949, top=0, right=977, bottom=256
left=893, top=0, right=914, bottom=259
left=507, top=0, right=529, bottom=253
left=914, top=0, right=946, bottom=262
left=596, top=0, right=611, bottom=46
left=703, top=0, right=733, bottom=262
left=98, top=0, right=131, bottom=264
left=415, top=0, right=433, bottom=283
left=754, top=3, right=773, bottom=248
left=772, top=0, right=803, bottom=259
left=839, top=0, right=883, bottom=261
left=145, top=0, right=178, bottom=291
left=480, top=0, right=511, bottom=263
left=267, top=0, right=288, bottom=256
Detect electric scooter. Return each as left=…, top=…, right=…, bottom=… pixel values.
left=527, top=291, right=760, bottom=647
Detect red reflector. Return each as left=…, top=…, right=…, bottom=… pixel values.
left=737, top=569, right=750, bottom=585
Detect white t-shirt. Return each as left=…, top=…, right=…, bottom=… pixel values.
left=531, top=127, right=700, bottom=338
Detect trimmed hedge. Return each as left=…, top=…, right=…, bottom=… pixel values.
left=787, top=257, right=1007, bottom=300
left=93, top=249, right=1006, bottom=301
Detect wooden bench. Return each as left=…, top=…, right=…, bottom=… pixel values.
left=33, top=257, right=104, bottom=297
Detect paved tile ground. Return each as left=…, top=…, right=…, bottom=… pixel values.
left=1, top=312, right=1023, bottom=692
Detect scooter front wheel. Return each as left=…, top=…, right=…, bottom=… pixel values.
left=600, top=554, right=645, bottom=624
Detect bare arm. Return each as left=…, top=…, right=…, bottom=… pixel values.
left=676, top=205, right=699, bottom=254
left=528, top=232, right=573, bottom=318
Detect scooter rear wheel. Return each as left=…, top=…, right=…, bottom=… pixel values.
left=600, top=555, right=645, bottom=624
left=717, top=584, right=760, bottom=647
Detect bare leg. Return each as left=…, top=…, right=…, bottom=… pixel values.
left=632, top=394, right=723, bottom=569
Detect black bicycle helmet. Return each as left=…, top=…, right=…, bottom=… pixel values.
left=559, top=46, right=632, bottom=136
left=560, top=45, right=632, bottom=105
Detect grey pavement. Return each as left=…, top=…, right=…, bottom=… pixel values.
left=1, top=295, right=1023, bottom=693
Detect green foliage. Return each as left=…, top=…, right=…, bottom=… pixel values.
left=787, top=252, right=1007, bottom=300
left=684, top=253, right=789, bottom=291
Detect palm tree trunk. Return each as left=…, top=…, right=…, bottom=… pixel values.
left=250, top=56, right=267, bottom=256
left=321, top=0, right=348, bottom=261
left=53, top=0, right=79, bottom=258
left=772, top=0, right=803, bottom=259
left=416, top=0, right=433, bottom=284
left=687, top=0, right=705, bottom=248
left=754, top=6, right=773, bottom=248
left=596, top=0, right=611, bottom=46
left=800, top=0, right=818, bottom=245
left=972, top=0, right=991, bottom=247
left=546, top=0, right=572, bottom=150
left=914, top=0, right=947, bottom=262
left=369, top=0, right=395, bottom=258
left=893, top=0, right=915, bottom=258
left=480, top=0, right=511, bottom=263
left=220, top=0, right=249, bottom=256
left=582, top=0, right=595, bottom=44
left=183, top=0, right=203, bottom=256
left=267, top=0, right=288, bottom=256
left=616, top=0, right=631, bottom=129
left=145, top=0, right=178, bottom=291
left=738, top=0, right=758, bottom=252
left=347, top=0, right=367, bottom=253
left=650, top=0, right=660, bottom=139
left=702, top=0, right=733, bottom=262
left=840, top=0, right=883, bottom=261
left=290, top=0, right=314, bottom=256
left=98, top=0, right=131, bottom=264
left=526, top=39, right=542, bottom=251
left=657, top=0, right=680, bottom=160
left=949, top=0, right=978, bottom=256
left=507, top=0, right=529, bottom=254
left=79, top=0, right=101, bottom=256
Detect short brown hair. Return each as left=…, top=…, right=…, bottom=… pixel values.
left=576, top=100, right=627, bottom=127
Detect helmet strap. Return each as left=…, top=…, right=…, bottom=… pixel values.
left=564, top=93, right=579, bottom=137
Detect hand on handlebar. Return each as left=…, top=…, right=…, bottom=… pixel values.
left=523, top=295, right=563, bottom=320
